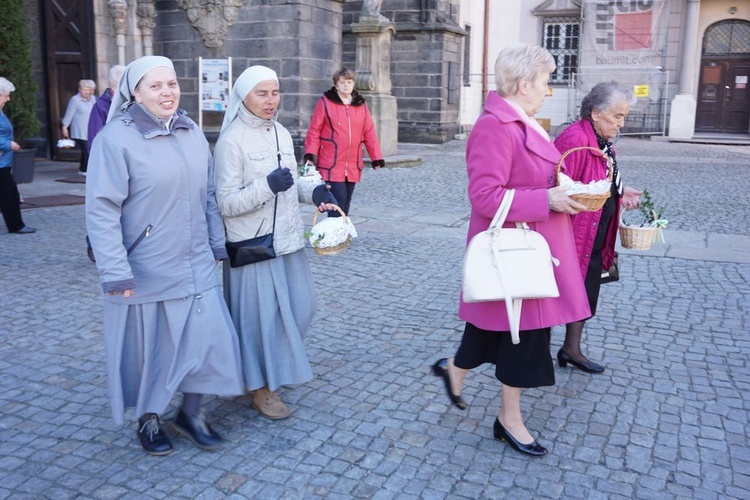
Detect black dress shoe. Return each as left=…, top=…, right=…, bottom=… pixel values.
left=13, top=226, right=36, bottom=234
left=172, top=410, right=224, bottom=450
left=137, top=413, right=173, bottom=456
left=493, top=418, right=548, bottom=457
left=557, top=349, right=605, bottom=374
left=431, top=358, right=467, bottom=410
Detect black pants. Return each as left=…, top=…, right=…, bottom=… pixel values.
left=327, top=180, right=356, bottom=217
left=75, top=139, right=89, bottom=173
left=0, top=167, right=25, bottom=232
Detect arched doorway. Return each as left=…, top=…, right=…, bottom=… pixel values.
left=695, top=19, right=750, bottom=133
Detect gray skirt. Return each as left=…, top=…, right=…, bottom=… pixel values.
left=103, top=285, right=244, bottom=425
left=223, top=249, right=315, bottom=392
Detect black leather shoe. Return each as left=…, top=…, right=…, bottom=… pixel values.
left=493, top=418, right=548, bottom=457
left=172, top=410, right=224, bottom=450
left=13, top=226, right=36, bottom=234
left=137, top=413, right=173, bottom=456
left=431, top=358, right=467, bottom=410
left=557, top=349, right=605, bottom=374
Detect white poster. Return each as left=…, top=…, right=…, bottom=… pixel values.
left=200, top=59, right=230, bottom=112
left=580, top=0, right=669, bottom=69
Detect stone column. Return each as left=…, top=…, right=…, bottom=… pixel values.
left=669, top=0, right=701, bottom=140
left=137, top=0, right=157, bottom=56
left=108, top=0, right=128, bottom=65
left=351, top=17, right=398, bottom=157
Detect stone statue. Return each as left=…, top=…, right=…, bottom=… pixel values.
left=361, top=0, right=386, bottom=21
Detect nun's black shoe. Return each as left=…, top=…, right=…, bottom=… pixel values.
left=137, top=413, right=173, bottom=456
left=173, top=410, right=224, bottom=450
left=493, top=419, right=548, bottom=457
left=431, top=358, right=467, bottom=410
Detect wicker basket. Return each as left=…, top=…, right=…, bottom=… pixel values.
left=619, top=211, right=657, bottom=250
left=311, top=205, right=351, bottom=256
left=556, top=146, right=612, bottom=211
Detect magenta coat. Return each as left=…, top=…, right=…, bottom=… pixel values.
left=458, top=92, right=590, bottom=332
left=554, top=119, right=620, bottom=278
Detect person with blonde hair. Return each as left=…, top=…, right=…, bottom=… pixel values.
left=61, top=79, right=96, bottom=175
left=432, top=44, right=589, bottom=456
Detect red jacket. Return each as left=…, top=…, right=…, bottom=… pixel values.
left=304, top=89, right=384, bottom=183
left=554, top=119, right=620, bottom=278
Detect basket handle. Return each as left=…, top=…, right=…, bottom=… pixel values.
left=312, top=204, right=348, bottom=226
left=556, top=146, right=613, bottom=185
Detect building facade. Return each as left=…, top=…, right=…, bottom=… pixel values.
left=19, top=0, right=750, bottom=160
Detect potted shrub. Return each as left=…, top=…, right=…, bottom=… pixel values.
left=0, top=0, right=42, bottom=183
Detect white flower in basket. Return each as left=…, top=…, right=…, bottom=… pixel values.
left=56, top=138, right=75, bottom=149
left=308, top=205, right=358, bottom=255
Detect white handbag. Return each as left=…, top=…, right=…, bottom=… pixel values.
left=462, top=190, right=560, bottom=344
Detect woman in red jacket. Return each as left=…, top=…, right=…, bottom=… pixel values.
left=304, top=67, right=384, bottom=216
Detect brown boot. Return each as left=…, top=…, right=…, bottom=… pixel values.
left=252, top=387, right=291, bottom=420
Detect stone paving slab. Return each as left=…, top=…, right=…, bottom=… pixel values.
left=1, top=138, right=748, bottom=499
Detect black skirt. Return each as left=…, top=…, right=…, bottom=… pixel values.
left=454, top=322, right=554, bottom=388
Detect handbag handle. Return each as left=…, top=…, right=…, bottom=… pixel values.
left=489, top=189, right=515, bottom=230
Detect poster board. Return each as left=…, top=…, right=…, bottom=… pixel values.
left=198, top=57, right=232, bottom=129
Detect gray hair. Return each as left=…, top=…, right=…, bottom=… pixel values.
left=108, top=65, right=126, bottom=87
left=0, top=77, right=16, bottom=95
left=580, top=82, right=635, bottom=119
left=79, top=79, right=96, bottom=89
left=494, top=44, right=555, bottom=97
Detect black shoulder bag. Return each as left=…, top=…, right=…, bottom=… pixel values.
left=225, top=125, right=283, bottom=268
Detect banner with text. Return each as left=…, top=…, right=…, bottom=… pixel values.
left=580, top=0, right=669, bottom=69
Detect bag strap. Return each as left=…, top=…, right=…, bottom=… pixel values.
left=489, top=189, right=514, bottom=230
left=488, top=189, right=523, bottom=345
left=269, top=124, right=282, bottom=233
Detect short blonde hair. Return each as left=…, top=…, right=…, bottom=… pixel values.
left=0, top=77, right=16, bottom=96
left=332, top=67, right=355, bottom=84
left=494, top=44, right=555, bottom=97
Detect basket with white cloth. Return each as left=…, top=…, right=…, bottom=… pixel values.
left=556, top=146, right=612, bottom=212
left=309, top=205, right=357, bottom=255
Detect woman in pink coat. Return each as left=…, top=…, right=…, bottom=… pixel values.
left=303, top=67, right=384, bottom=216
left=554, top=82, right=642, bottom=374
left=432, top=44, right=590, bottom=457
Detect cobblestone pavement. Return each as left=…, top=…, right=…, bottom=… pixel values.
left=1, top=138, right=748, bottom=499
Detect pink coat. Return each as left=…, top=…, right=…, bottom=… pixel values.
left=554, top=120, right=620, bottom=278
left=458, top=92, right=590, bottom=332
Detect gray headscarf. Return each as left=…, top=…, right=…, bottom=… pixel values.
left=107, top=55, right=175, bottom=123
left=220, top=65, right=278, bottom=133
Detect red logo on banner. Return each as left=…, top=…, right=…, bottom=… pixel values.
left=615, top=10, right=653, bottom=50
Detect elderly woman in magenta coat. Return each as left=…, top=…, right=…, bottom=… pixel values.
left=554, top=82, right=642, bottom=374
left=432, top=44, right=590, bottom=457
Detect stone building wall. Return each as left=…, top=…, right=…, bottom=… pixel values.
left=343, top=0, right=465, bottom=143
left=153, top=0, right=345, bottom=153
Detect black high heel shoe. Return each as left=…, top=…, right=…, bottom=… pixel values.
left=493, top=418, right=548, bottom=457
left=431, top=358, right=467, bottom=410
left=557, top=349, right=605, bottom=374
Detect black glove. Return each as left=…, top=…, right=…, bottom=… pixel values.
left=266, top=167, right=294, bottom=194
left=303, top=153, right=318, bottom=165
left=372, top=159, right=385, bottom=169
left=312, top=184, right=338, bottom=207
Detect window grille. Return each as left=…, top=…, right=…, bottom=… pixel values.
left=542, top=17, right=580, bottom=84
left=703, top=20, right=750, bottom=56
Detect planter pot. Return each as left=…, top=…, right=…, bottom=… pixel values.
left=11, top=148, right=36, bottom=184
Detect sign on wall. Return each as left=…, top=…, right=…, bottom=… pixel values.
left=198, top=57, right=232, bottom=129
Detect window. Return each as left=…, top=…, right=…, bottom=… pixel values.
left=543, top=17, right=580, bottom=84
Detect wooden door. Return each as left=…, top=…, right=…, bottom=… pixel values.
left=696, top=60, right=750, bottom=133
left=42, top=0, right=96, bottom=160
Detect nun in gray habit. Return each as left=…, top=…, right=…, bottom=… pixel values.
left=86, top=55, right=244, bottom=455
left=213, top=66, right=337, bottom=420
